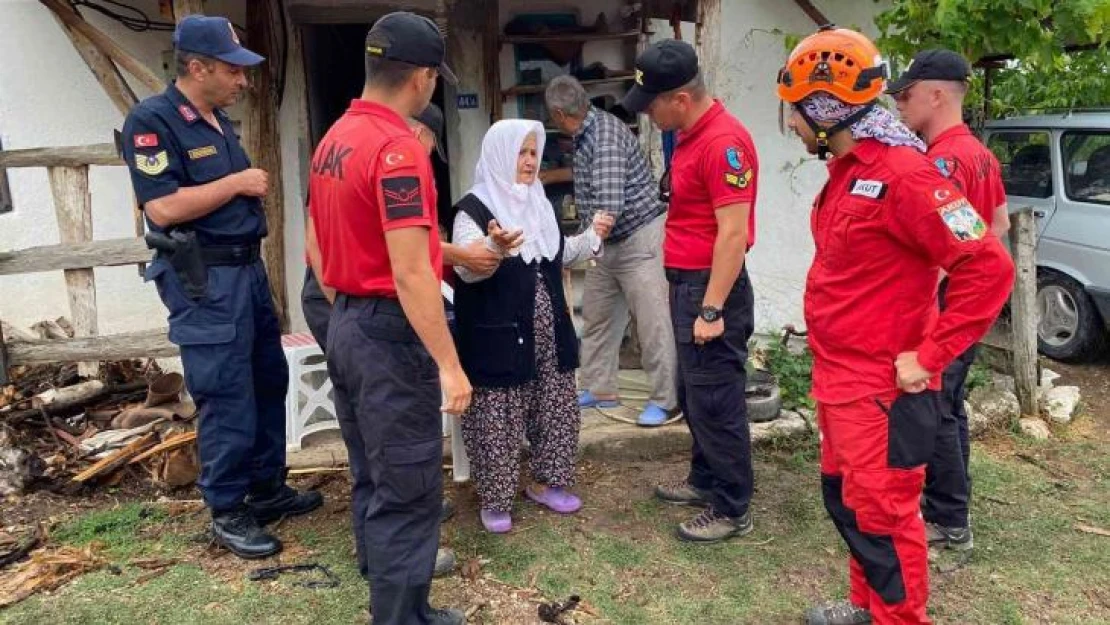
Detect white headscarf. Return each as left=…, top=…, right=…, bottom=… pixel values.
left=468, top=119, right=561, bottom=263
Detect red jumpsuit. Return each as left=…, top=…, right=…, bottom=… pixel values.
left=805, top=139, right=1014, bottom=623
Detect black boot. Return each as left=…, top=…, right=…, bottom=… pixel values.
left=245, top=471, right=324, bottom=524
left=211, top=506, right=282, bottom=559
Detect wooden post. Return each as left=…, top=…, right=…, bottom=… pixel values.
left=243, top=0, right=289, bottom=331
left=1009, top=208, right=1039, bottom=417
left=47, top=166, right=99, bottom=378
left=172, top=0, right=205, bottom=20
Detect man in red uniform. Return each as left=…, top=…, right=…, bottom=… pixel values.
left=308, top=12, right=468, bottom=625
left=776, top=27, right=1014, bottom=624
left=622, top=40, right=760, bottom=543
left=889, top=49, right=1010, bottom=554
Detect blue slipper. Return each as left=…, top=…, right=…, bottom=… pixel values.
left=637, top=402, right=670, bottom=427
left=578, top=390, right=620, bottom=409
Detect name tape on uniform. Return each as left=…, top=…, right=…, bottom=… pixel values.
left=188, top=145, right=218, bottom=160
left=937, top=197, right=986, bottom=242
left=849, top=179, right=887, bottom=199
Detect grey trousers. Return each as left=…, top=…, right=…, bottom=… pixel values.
left=578, top=215, right=676, bottom=409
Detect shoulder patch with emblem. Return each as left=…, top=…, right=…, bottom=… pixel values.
left=725, top=170, right=753, bottom=189
left=178, top=104, right=198, bottom=123
left=849, top=178, right=887, bottom=199
left=725, top=146, right=744, bottom=171
left=188, top=145, right=218, bottom=160
left=381, top=176, right=424, bottom=220
left=937, top=197, right=987, bottom=242
left=934, top=157, right=959, bottom=179
left=135, top=150, right=169, bottom=176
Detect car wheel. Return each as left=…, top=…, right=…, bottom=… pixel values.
left=1036, top=270, right=1109, bottom=362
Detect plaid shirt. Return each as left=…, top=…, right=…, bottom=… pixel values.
left=573, top=107, right=666, bottom=243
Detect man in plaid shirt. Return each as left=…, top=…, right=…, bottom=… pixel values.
left=546, top=76, right=676, bottom=426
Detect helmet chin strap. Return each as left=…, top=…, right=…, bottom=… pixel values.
left=796, top=103, right=875, bottom=160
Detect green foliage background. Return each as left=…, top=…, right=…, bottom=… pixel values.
left=874, top=0, right=1110, bottom=119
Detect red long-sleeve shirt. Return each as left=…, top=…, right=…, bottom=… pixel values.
left=805, top=139, right=1015, bottom=404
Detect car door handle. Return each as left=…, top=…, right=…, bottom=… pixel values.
left=1033, top=210, right=1046, bottom=218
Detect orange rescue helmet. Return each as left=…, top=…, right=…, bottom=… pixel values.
left=777, top=26, right=888, bottom=105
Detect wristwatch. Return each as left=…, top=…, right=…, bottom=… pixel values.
left=700, top=305, right=723, bottom=323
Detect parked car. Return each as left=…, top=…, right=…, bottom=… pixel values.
left=983, top=112, right=1110, bottom=361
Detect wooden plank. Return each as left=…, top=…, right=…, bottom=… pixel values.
left=0, top=144, right=122, bottom=169
left=501, top=74, right=635, bottom=98
left=0, top=237, right=149, bottom=276
left=39, top=0, right=165, bottom=95
left=52, top=4, right=137, bottom=117
left=73, top=432, right=158, bottom=482
left=129, top=431, right=197, bottom=465
left=243, top=0, right=289, bottom=332
left=6, top=330, right=177, bottom=365
left=501, top=31, right=640, bottom=44
left=1009, top=208, right=1039, bottom=416
left=48, top=166, right=99, bottom=378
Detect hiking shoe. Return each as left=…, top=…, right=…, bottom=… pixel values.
left=578, top=390, right=620, bottom=409
left=805, top=600, right=872, bottom=625
left=654, top=482, right=710, bottom=507
left=676, top=508, right=753, bottom=543
left=926, top=522, right=974, bottom=551
left=433, top=548, right=457, bottom=578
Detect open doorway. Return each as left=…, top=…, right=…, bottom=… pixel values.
left=301, top=22, right=452, bottom=221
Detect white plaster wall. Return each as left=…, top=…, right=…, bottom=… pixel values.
left=695, top=0, right=890, bottom=334
left=0, top=0, right=242, bottom=335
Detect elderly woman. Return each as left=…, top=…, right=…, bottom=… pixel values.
left=452, top=119, right=613, bottom=533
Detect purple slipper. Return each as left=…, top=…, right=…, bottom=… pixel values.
left=526, top=486, right=582, bottom=514
left=480, top=509, right=512, bottom=534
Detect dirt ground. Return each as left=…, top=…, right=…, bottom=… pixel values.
left=2, top=355, right=1109, bottom=624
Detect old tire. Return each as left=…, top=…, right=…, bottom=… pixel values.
left=1036, top=270, right=1108, bottom=363
left=746, top=369, right=782, bottom=423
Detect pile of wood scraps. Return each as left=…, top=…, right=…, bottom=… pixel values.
left=1, top=322, right=199, bottom=494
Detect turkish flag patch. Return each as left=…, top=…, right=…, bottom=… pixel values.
left=381, top=176, right=424, bottom=220
left=381, top=148, right=415, bottom=172
left=134, top=133, right=159, bottom=148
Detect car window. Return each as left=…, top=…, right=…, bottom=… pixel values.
left=1062, top=131, right=1110, bottom=205
left=987, top=131, right=1053, bottom=199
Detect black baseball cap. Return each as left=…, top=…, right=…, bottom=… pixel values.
left=621, top=40, right=700, bottom=113
left=886, top=49, right=971, bottom=93
left=365, top=12, right=458, bottom=85
left=414, top=103, right=448, bottom=163
left=173, top=15, right=264, bottom=67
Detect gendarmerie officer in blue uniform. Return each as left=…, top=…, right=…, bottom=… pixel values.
left=121, top=15, right=321, bottom=559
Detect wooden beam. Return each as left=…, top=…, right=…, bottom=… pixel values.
left=1009, top=208, right=1039, bottom=418
left=6, top=329, right=178, bottom=365
left=0, top=144, right=122, bottom=169
left=243, top=0, right=289, bottom=331
left=48, top=166, right=99, bottom=377
left=172, top=0, right=206, bottom=20
left=52, top=3, right=137, bottom=117
left=39, top=0, right=165, bottom=95
left=793, top=0, right=831, bottom=27
left=0, top=237, right=149, bottom=277
left=0, top=319, right=9, bottom=386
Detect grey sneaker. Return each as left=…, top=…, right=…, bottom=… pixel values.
left=427, top=607, right=465, bottom=625
left=805, top=600, right=872, bottom=625
left=926, top=522, right=974, bottom=551
left=654, top=482, right=710, bottom=507
left=676, top=508, right=753, bottom=543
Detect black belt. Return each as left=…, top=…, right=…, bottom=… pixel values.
left=201, top=244, right=261, bottom=266
left=665, top=268, right=712, bottom=284
left=335, top=294, right=405, bottom=315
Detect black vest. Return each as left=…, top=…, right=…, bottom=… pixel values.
left=452, top=194, right=579, bottom=388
